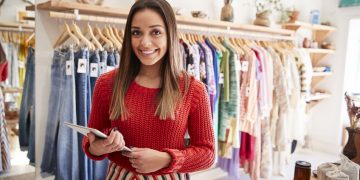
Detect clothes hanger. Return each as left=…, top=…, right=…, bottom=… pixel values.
left=71, top=22, right=94, bottom=49
left=85, top=23, right=103, bottom=51
left=53, top=22, right=80, bottom=48
left=107, top=24, right=121, bottom=49
left=94, top=25, right=113, bottom=49
left=103, top=25, right=121, bottom=49
left=112, top=25, right=123, bottom=44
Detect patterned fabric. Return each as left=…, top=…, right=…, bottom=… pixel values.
left=0, top=88, right=10, bottom=172
left=106, top=161, right=190, bottom=180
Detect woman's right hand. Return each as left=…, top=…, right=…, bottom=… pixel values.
left=88, top=128, right=125, bottom=156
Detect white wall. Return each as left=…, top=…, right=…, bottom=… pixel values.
left=308, top=2, right=360, bottom=154
left=34, top=0, right=326, bottom=179
left=0, top=0, right=33, bottom=22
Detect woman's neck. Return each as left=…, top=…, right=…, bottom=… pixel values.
left=135, top=61, right=162, bottom=88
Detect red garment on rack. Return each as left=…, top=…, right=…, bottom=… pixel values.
left=239, top=132, right=255, bottom=162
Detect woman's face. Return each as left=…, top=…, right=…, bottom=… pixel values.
left=131, top=9, right=168, bottom=66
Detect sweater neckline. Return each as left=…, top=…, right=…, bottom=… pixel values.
left=130, top=80, right=160, bottom=94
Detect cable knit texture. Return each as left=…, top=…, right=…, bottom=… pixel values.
left=82, top=70, right=215, bottom=175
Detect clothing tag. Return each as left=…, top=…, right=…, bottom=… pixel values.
left=90, top=63, right=99, bottom=77
left=66, top=60, right=72, bottom=76
left=100, top=62, right=106, bottom=74
left=235, top=60, right=241, bottom=71
left=242, top=61, right=249, bottom=72
left=18, top=61, right=25, bottom=68
left=246, top=87, right=250, bottom=97
left=107, top=66, right=115, bottom=72
left=219, top=73, right=224, bottom=84
left=77, top=58, right=87, bottom=74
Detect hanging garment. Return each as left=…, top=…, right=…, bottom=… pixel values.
left=0, top=87, right=10, bottom=172
left=18, top=47, right=35, bottom=165
left=41, top=47, right=79, bottom=179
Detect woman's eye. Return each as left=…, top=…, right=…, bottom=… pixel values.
left=153, top=30, right=162, bottom=36
left=131, top=30, right=141, bottom=36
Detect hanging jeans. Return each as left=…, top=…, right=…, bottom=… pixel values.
left=74, top=48, right=94, bottom=180
left=19, top=47, right=36, bottom=165
left=99, top=50, right=107, bottom=75
left=106, top=50, right=116, bottom=72
left=115, top=50, right=120, bottom=67
left=89, top=50, right=100, bottom=97
left=41, top=48, right=78, bottom=179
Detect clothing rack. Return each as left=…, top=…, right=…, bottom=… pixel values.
left=0, top=22, right=34, bottom=32
left=48, top=11, right=294, bottom=41
left=32, top=0, right=295, bottom=41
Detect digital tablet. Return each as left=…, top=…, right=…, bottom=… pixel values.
left=64, top=122, right=132, bottom=152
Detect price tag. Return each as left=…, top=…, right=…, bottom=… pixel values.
left=242, top=61, right=249, bottom=72
left=18, top=61, right=25, bottom=68
left=235, top=60, right=241, bottom=71
left=77, top=58, right=87, bottom=74
left=99, top=62, right=106, bottom=74
left=66, top=60, right=72, bottom=76
left=246, top=87, right=250, bottom=97
left=107, top=66, right=115, bottom=72
left=219, top=73, right=224, bottom=84
left=90, top=63, right=99, bottom=77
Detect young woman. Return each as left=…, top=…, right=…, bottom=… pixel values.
left=82, top=0, right=215, bottom=179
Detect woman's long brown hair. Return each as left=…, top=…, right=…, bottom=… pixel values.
left=109, top=0, right=188, bottom=120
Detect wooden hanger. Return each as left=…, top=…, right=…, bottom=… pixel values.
left=85, top=23, right=103, bottom=51
left=107, top=24, right=121, bottom=48
left=71, top=22, right=94, bottom=49
left=53, top=22, right=80, bottom=48
left=94, top=25, right=113, bottom=49
left=112, top=25, right=123, bottom=44
left=103, top=25, right=121, bottom=49
left=25, top=32, right=35, bottom=45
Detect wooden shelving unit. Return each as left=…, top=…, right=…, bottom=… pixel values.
left=282, top=21, right=336, bottom=42
left=312, top=72, right=333, bottom=87
left=304, top=48, right=335, bottom=66
left=29, top=1, right=294, bottom=40
left=283, top=22, right=336, bottom=106
left=306, top=93, right=331, bottom=101
left=312, top=71, right=333, bottom=77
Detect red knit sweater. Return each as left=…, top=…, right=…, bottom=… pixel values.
left=82, top=70, right=215, bottom=175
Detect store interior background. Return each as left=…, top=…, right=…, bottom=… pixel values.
left=0, top=0, right=360, bottom=179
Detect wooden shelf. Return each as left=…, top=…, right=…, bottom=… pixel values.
left=32, top=1, right=129, bottom=18
left=31, top=1, right=294, bottom=39
left=312, top=71, right=333, bottom=77
left=306, top=93, right=331, bottom=101
left=3, top=87, right=23, bottom=94
left=311, top=72, right=332, bottom=87
left=282, top=21, right=336, bottom=42
left=304, top=48, right=335, bottom=65
left=0, top=21, right=34, bottom=29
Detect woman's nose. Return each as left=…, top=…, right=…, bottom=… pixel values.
left=140, top=36, right=152, bottom=47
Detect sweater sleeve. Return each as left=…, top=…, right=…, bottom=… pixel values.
left=160, top=80, right=215, bottom=173
left=82, top=74, right=113, bottom=160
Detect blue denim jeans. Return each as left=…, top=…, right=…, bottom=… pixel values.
left=99, top=50, right=107, bottom=75
left=89, top=50, right=99, bottom=98
left=74, top=48, right=92, bottom=180
left=19, top=47, right=35, bottom=164
left=107, top=50, right=116, bottom=67
left=115, top=50, right=120, bottom=67
left=41, top=48, right=72, bottom=176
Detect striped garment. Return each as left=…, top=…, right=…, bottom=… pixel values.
left=106, top=161, right=190, bottom=180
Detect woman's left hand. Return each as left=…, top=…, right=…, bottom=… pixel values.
left=122, top=147, right=171, bottom=174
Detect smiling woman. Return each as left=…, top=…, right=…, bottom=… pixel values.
left=82, top=0, right=215, bottom=179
